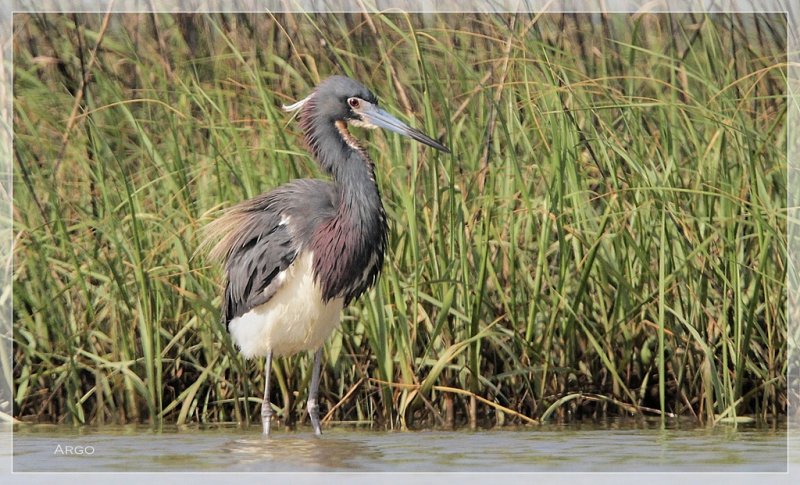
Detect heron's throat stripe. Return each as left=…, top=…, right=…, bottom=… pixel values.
left=334, top=120, right=363, bottom=152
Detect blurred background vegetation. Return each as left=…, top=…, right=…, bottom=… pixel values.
left=12, top=11, right=787, bottom=429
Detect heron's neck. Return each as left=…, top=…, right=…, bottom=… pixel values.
left=303, top=117, right=384, bottom=226
left=334, top=153, right=385, bottom=239
left=304, top=116, right=388, bottom=305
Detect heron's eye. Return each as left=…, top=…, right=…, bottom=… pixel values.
left=348, top=98, right=360, bottom=109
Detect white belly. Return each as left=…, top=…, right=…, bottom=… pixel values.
left=228, top=252, right=344, bottom=358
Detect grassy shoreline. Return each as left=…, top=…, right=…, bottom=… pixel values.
left=12, top=12, right=787, bottom=428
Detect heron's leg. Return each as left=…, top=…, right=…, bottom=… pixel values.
left=261, top=350, right=273, bottom=436
left=307, top=348, right=323, bottom=436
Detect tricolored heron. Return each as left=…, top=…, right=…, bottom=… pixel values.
left=205, top=75, right=450, bottom=436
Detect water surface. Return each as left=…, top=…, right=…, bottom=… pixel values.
left=12, top=420, right=788, bottom=472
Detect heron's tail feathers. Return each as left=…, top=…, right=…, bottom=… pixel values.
left=197, top=199, right=266, bottom=263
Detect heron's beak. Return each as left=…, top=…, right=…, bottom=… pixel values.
left=359, top=104, right=450, bottom=153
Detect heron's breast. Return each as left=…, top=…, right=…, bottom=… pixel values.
left=310, top=212, right=387, bottom=304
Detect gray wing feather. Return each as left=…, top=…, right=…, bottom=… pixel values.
left=211, top=179, right=337, bottom=326
left=223, top=218, right=295, bottom=324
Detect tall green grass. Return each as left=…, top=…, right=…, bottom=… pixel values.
left=12, top=11, right=787, bottom=428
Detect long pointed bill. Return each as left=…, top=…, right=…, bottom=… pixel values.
left=360, top=104, right=450, bottom=153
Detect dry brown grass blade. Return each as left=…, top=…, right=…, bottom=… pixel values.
left=52, top=2, right=114, bottom=176
left=368, top=378, right=539, bottom=426
left=322, top=376, right=364, bottom=423
left=356, top=0, right=413, bottom=116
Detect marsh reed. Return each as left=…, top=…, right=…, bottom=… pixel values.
left=12, top=11, right=788, bottom=428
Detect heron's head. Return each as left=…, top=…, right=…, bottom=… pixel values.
left=283, top=75, right=450, bottom=153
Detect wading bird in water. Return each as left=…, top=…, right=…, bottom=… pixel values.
left=204, top=75, right=450, bottom=436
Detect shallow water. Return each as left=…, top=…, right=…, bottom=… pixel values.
left=12, top=420, right=788, bottom=473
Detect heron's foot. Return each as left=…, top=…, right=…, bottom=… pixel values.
left=262, top=402, right=273, bottom=437
left=308, top=398, right=322, bottom=436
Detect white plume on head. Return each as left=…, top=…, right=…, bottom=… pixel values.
left=282, top=94, right=313, bottom=112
